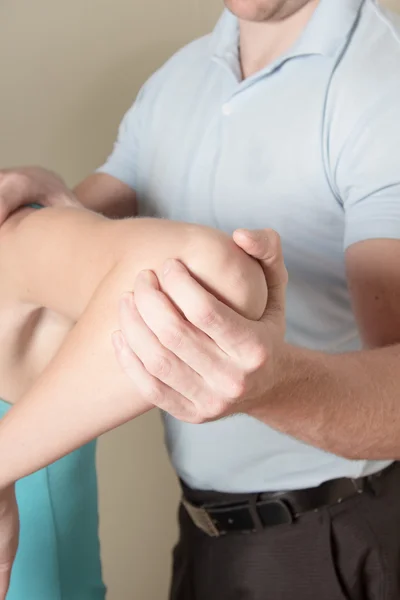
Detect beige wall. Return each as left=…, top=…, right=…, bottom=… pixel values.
left=0, top=0, right=399, bottom=598
left=386, top=0, right=400, bottom=9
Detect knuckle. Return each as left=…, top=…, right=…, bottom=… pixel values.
left=203, top=395, right=227, bottom=421
left=158, top=321, right=184, bottom=350
left=145, top=353, right=171, bottom=379
left=142, top=380, right=164, bottom=406
left=227, top=376, right=246, bottom=399
left=191, top=301, right=218, bottom=328
left=187, top=397, right=221, bottom=424
left=248, top=343, right=269, bottom=370
left=188, top=412, right=207, bottom=425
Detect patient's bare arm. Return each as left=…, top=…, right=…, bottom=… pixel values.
left=0, top=207, right=267, bottom=487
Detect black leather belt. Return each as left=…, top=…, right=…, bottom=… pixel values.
left=182, top=463, right=397, bottom=537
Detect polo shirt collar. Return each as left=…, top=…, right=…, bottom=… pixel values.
left=210, top=0, right=365, bottom=75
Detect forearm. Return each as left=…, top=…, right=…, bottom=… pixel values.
left=0, top=262, right=152, bottom=489
left=74, top=173, right=137, bottom=218
left=250, top=343, right=400, bottom=460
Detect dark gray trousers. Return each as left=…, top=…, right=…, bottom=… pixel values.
left=170, top=464, right=400, bottom=600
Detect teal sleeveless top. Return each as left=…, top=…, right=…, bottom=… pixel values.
left=0, top=203, right=105, bottom=598
left=0, top=400, right=106, bottom=600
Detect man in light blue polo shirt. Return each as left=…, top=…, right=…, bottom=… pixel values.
left=2, top=0, right=400, bottom=597
left=106, top=0, right=400, bottom=597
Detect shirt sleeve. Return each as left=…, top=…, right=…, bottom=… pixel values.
left=96, top=85, right=146, bottom=190
left=334, top=84, right=400, bottom=250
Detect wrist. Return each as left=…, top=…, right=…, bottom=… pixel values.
left=243, top=340, right=290, bottom=416
left=247, top=343, right=335, bottom=448
left=245, top=342, right=317, bottom=415
left=271, top=340, right=293, bottom=387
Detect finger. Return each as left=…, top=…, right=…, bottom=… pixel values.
left=132, top=271, right=239, bottom=381
left=134, top=270, right=252, bottom=395
left=0, top=204, right=9, bottom=227
left=112, top=330, right=196, bottom=422
left=118, top=292, right=207, bottom=402
left=0, top=176, right=21, bottom=225
left=0, top=171, right=38, bottom=210
left=159, top=260, right=259, bottom=361
left=233, top=229, right=288, bottom=327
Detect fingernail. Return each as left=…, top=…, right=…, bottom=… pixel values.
left=121, top=292, right=134, bottom=309
left=112, top=330, right=125, bottom=352
left=137, top=270, right=159, bottom=288
left=235, top=229, right=261, bottom=244
left=163, top=258, right=183, bottom=276
left=248, top=231, right=263, bottom=242
left=235, top=228, right=250, bottom=236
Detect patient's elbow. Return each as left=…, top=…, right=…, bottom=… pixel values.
left=182, top=228, right=268, bottom=321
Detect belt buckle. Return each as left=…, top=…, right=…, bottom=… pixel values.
left=208, top=501, right=258, bottom=534
left=183, top=496, right=295, bottom=537
left=182, top=498, right=221, bottom=537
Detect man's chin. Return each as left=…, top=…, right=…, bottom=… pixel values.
left=224, top=0, right=273, bottom=22
left=224, top=0, right=316, bottom=23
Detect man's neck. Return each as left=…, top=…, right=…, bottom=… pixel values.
left=239, top=0, right=320, bottom=79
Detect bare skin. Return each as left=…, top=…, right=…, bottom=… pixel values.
left=0, top=167, right=138, bottom=596
left=0, top=170, right=270, bottom=597
left=0, top=169, right=136, bottom=407
left=224, top=0, right=320, bottom=77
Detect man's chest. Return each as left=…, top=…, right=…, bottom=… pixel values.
left=136, top=60, right=345, bottom=277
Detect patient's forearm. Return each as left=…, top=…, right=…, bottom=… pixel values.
left=74, top=173, right=137, bottom=219
left=0, top=262, right=152, bottom=488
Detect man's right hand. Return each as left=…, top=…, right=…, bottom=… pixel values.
left=0, top=167, right=79, bottom=226
left=0, top=485, right=19, bottom=600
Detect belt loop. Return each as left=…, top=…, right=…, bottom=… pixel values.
left=350, top=478, right=365, bottom=495
left=249, top=495, right=264, bottom=532
left=366, top=472, right=384, bottom=497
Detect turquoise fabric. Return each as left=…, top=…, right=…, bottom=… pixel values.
left=0, top=400, right=106, bottom=599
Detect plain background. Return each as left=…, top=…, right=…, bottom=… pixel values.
left=0, top=1, right=399, bottom=598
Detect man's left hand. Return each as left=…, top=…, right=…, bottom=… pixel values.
left=113, top=229, right=288, bottom=423
left=0, top=166, right=79, bottom=226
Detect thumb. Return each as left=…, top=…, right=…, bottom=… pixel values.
left=0, top=175, right=19, bottom=227
left=233, top=228, right=288, bottom=327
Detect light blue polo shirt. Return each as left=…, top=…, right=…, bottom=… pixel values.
left=99, top=0, right=400, bottom=492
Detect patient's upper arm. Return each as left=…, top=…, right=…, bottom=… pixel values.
left=0, top=208, right=267, bottom=324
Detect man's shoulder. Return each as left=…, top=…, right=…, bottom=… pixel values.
left=332, top=2, right=400, bottom=106
left=139, top=34, right=214, bottom=103
left=326, top=2, right=400, bottom=150
left=162, top=33, right=214, bottom=72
